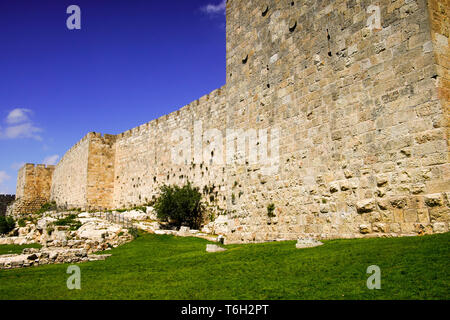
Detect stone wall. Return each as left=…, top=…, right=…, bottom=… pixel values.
left=9, top=164, right=55, bottom=216
left=15, top=164, right=54, bottom=201
left=112, top=87, right=229, bottom=211
left=50, top=134, right=90, bottom=209
left=0, top=195, right=15, bottom=216
left=86, top=133, right=117, bottom=210
left=14, top=0, right=450, bottom=242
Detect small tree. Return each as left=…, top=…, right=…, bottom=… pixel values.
left=154, top=182, right=205, bottom=229
left=0, top=216, right=16, bottom=235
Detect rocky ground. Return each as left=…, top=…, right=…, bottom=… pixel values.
left=0, top=206, right=228, bottom=269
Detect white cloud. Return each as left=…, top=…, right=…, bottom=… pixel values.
left=201, top=0, right=226, bottom=15
left=0, top=171, right=12, bottom=194
left=0, top=108, right=43, bottom=141
left=3, top=123, right=43, bottom=141
left=11, top=162, right=26, bottom=170
left=6, top=108, right=32, bottom=124
left=43, top=154, right=59, bottom=166
left=0, top=171, right=10, bottom=185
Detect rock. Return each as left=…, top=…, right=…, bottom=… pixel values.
left=295, top=238, right=323, bottom=249
left=390, top=198, right=407, bottom=209
left=37, top=217, right=56, bottom=230
left=425, top=194, right=443, bottom=207
left=357, top=199, right=375, bottom=213
left=177, top=226, right=191, bottom=236
left=201, top=226, right=212, bottom=234
left=124, top=210, right=148, bottom=221
left=52, top=230, right=67, bottom=241
left=329, top=182, right=339, bottom=193
left=206, top=244, right=227, bottom=253
left=27, top=254, right=38, bottom=260
left=432, top=222, right=447, bottom=233
left=78, top=212, right=90, bottom=218
left=146, top=207, right=158, bottom=220
left=359, top=224, right=371, bottom=234
left=88, top=254, right=111, bottom=261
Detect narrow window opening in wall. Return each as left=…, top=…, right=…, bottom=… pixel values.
left=267, top=84, right=270, bottom=88
left=262, top=5, right=269, bottom=16
left=211, top=150, right=214, bottom=157
left=242, top=54, right=248, bottom=64
left=291, top=1, right=294, bottom=6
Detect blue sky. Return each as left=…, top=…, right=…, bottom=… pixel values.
left=0, top=0, right=226, bottom=194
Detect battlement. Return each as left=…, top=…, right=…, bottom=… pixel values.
left=0, top=195, right=15, bottom=217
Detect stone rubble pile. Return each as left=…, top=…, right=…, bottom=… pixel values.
left=0, top=247, right=111, bottom=270
left=0, top=211, right=133, bottom=270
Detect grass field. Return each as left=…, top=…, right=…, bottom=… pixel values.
left=0, top=243, right=41, bottom=255
left=0, top=232, right=448, bottom=300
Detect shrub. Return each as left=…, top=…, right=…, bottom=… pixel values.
left=35, top=202, right=57, bottom=215
left=47, top=226, right=54, bottom=236
left=128, top=227, right=139, bottom=239
left=18, top=218, right=26, bottom=228
left=267, top=203, right=276, bottom=218
left=0, top=216, right=16, bottom=235
left=154, top=182, right=205, bottom=229
left=54, top=214, right=82, bottom=230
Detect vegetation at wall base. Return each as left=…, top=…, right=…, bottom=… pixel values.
left=154, top=182, right=205, bottom=229
left=35, top=202, right=57, bottom=215
left=0, top=216, right=16, bottom=235
left=0, top=232, right=448, bottom=300
left=53, top=214, right=82, bottom=231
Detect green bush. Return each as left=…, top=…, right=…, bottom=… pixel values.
left=154, top=182, right=205, bottom=229
left=267, top=203, right=276, bottom=218
left=54, top=214, right=82, bottom=231
left=17, top=219, right=26, bottom=228
left=0, top=216, right=16, bottom=235
left=35, top=202, right=57, bottom=215
left=128, top=227, right=139, bottom=239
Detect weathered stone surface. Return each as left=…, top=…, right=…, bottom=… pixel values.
left=357, top=199, right=376, bottom=214
left=359, top=225, right=371, bottom=234
left=295, top=239, right=323, bottom=249
left=0, top=195, right=15, bottom=216
left=425, top=194, right=443, bottom=207
left=177, top=226, right=191, bottom=237
left=8, top=0, right=450, bottom=243
left=206, top=244, right=227, bottom=253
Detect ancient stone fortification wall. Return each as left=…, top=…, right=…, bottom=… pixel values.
left=0, top=195, right=15, bottom=216
left=87, top=133, right=117, bottom=210
left=50, top=134, right=90, bottom=208
left=14, top=0, right=449, bottom=242
left=15, top=164, right=54, bottom=201
left=427, top=0, right=449, bottom=149
left=10, top=164, right=55, bottom=216
left=112, top=87, right=229, bottom=210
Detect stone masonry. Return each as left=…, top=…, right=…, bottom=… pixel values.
left=11, top=0, right=449, bottom=243
left=0, top=195, right=15, bottom=216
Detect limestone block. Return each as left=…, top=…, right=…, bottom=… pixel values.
left=295, top=238, right=323, bottom=249
left=206, top=244, right=227, bottom=253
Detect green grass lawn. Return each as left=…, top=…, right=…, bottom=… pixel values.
left=0, top=243, right=42, bottom=255
left=0, top=232, right=448, bottom=300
